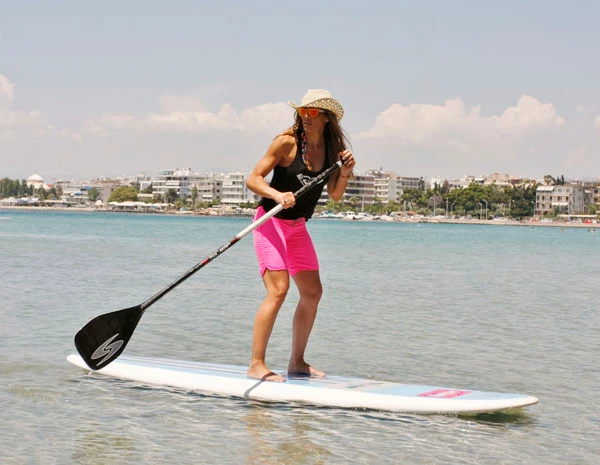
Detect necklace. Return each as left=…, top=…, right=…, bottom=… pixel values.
left=299, top=130, right=314, bottom=171
left=300, top=130, right=320, bottom=171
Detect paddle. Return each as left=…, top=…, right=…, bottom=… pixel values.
left=74, top=160, right=343, bottom=370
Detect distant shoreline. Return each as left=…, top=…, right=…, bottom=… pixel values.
left=422, top=218, right=597, bottom=229
left=0, top=205, right=251, bottom=217
left=2, top=205, right=599, bottom=229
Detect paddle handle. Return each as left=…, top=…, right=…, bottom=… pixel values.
left=140, top=160, right=342, bottom=311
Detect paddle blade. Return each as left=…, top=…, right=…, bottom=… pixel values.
left=74, top=305, right=144, bottom=370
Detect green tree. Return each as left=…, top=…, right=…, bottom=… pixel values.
left=386, top=200, right=400, bottom=214
left=400, top=188, right=421, bottom=206
left=325, top=199, right=338, bottom=212
left=108, top=186, right=138, bottom=202
left=0, top=178, right=29, bottom=198
left=165, top=188, right=178, bottom=204
left=19, top=180, right=29, bottom=197
left=507, top=184, right=537, bottom=219
left=37, top=188, right=49, bottom=201
left=88, top=187, right=100, bottom=202
left=191, top=186, right=198, bottom=209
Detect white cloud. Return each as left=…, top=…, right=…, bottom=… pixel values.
left=357, top=95, right=564, bottom=150
left=0, top=75, right=15, bottom=105
left=496, top=95, right=564, bottom=136
left=595, top=115, right=600, bottom=129
left=78, top=101, right=292, bottom=136
left=238, top=102, right=292, bottom=132
left=0, top=74, right=53, bottom=140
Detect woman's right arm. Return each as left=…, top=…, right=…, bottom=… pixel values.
left=246, top=135, right=296, bottom=207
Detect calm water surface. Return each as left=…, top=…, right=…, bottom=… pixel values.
left=1, top=210, right=598, bottom=464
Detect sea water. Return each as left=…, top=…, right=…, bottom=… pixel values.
left=1, top=210, right=598, bottom=464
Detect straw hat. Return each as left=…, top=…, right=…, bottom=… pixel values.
left=288, top=89, right=344, bottom=121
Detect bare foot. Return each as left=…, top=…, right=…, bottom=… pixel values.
left=287, top=361, right=326, bottom=377
left=247, top=363, right=286, bottom=382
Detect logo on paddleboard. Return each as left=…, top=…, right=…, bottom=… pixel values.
left=418, top=389, right=471, bottom=399
left=91, top=334, right=124, bottom=367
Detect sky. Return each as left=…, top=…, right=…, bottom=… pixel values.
left=2, top=0, right=600, bottom=182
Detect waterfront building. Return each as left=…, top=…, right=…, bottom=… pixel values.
left=484, top=173, right=513, bottom=187
left=151, top=168, right=195, bottom=200
left=373, top=175, right=398, bottom=203
left=317, top=171, right=419, bottom=208
left=316, top=173, right=374, bottom=208
left=192, top=174, right=223, bottom=204
left=61, top=185, right=90, bottom=204
left=429, top=176, right=443, bottom=190
left=26, top=172, right=46, bottom=190
left=535, top=184, right=584, bottom=216
left=220, top=172, right=256, bottom=205
left=396, top=176, right=422, bottom=191
left=343, top=174, right=375, bottom=210
left=370, top=171, right=420, bottom=203
left=88, top=178, right=131, bottom=205
left=571, top=180, right=600, bottom=213
left=446, top=174, right=485, bottom=190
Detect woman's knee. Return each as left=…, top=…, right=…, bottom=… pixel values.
left=301, top=282, right=322, bottom=303
left=264, top=271, right=290, bottom=303
left=270, top=282, right=290, bottom=303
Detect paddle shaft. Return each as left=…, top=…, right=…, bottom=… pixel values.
left=140, top=160, right=343, bottom=312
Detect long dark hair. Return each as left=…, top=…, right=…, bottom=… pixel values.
left=283, top=110, right=352, bottom=177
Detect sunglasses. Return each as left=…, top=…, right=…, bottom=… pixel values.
left=297, top=107, right=325, bottom=118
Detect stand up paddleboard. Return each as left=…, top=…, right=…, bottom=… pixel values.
left=67, top=354, right=538, bottom=414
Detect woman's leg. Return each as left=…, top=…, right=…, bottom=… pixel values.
left=247, top=269, right=289, bottom=382
left=288, top=270, right=325, bottom=376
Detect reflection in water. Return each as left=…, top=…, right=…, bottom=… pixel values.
left=72, top=429, right=136, bottom=465
left=459, top=410, right=538, bottom=427
left=243, top=403, right=333, bottom=465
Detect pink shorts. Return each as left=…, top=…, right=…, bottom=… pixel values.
left=253, top=206, right=319, bottom=277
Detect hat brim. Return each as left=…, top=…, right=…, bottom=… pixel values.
left=288, top=98, right=344, bottom=121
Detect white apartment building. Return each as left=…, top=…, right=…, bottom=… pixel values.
left=316, top=174, right=374, bottom=207
left=193, top=174, right=223, bottom=204
left=447, top=174, right=485, bottom=190
left=317, top=171, right=420, bottom=206
left=343, top=174, right=375, bottom=209
left=151, top=168, right=195, bottom=199
left=366, top=170, right=421, bottom=203
left=374, top=176, right=398, bottom=203
left=395, top=176, right=421, bottom=196
left=220, top=172, right=256, bottom=205
left=535, top=184, right=584, bottom=216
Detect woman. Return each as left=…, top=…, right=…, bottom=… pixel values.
left=246, top=89, right=355, bottom=382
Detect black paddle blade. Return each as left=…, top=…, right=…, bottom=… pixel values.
left=74, top=305, right=144, bottom=370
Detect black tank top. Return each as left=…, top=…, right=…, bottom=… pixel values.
left=259, top=140, right=330, bottom=220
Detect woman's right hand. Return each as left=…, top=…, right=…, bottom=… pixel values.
left=276, top=191, right=296, bottom=209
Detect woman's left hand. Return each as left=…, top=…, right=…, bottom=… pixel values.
left=339, top=149, right=355, bottom=176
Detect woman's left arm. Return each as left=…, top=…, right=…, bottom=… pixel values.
left=327, top=149, right=356, bottom=201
